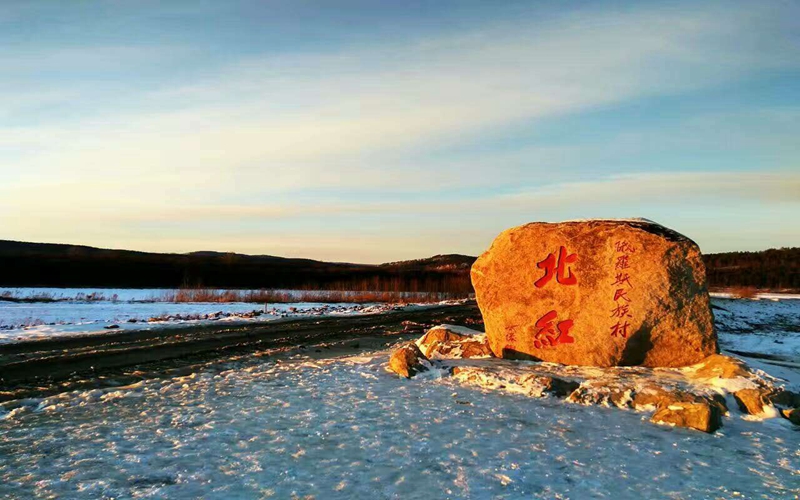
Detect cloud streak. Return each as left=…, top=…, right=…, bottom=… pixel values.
left=1, top=1, right=798, bottom=260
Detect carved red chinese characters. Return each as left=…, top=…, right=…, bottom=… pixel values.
left=534, top=246, right=577, bottom=288
left=533, top=310, right=575, bottom=348
left=610, top=240, right=635, bottom=338
left=471, top=219, right=718, bottom=367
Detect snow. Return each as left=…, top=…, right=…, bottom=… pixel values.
left=0, top=288, right=458, bottom=343
left=0, top=301, right=403, bottom=343
left=1, top=351, right=798, bottom=499
left=561, top=217, right=657, bottom=224
left=712, top=297, right=800, bottom=363
left=710, top=292, right=800, bottom=301
left=0, top=295, right=798, bottom=498
left=424, top=324, right=484, bottom=337
left=0, top=287, right=171, bottom=302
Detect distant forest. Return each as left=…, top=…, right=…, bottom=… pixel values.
left=0, top=240, right=797, bottom=292
left=0, top=240, right=474, bottom=293
left=703, top=247, right=800, bottom=290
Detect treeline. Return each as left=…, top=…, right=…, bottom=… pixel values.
left=703, top=247, right=800, bottom=290
left=0, top=240, right=475, bottom=293
left=0, top=240, right=796, bottom=292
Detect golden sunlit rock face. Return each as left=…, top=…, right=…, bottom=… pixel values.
left=471, top=219, right=718, bottom=367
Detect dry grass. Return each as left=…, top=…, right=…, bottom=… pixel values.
left=729, top=286, right=759, bottom=299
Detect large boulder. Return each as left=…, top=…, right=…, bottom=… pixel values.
left=471, top=219, right=718, bottom=367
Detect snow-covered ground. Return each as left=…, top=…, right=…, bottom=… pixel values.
left=0, top=287, right=172, bottom=302
left=0, top=295, right=798, bottom=498
left=3, top=288, right=799, bottom=358
left=710, top=291, right=800, bottom=301
left=0, top=300, right=403, bottom=343
left=714, top=297, right=800, bottom=362
left=1, top=351, right=798, bottom=499
left=0, top=287, right=452, bottom=343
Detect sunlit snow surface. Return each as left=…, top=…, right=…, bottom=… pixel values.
left=0, top=286, right=439, bottom=342
left=1, top=352, right=799, bottom=499
left=713, top=297, right=800, bottom=361
left=1, top=294, right=799, bottom=498
left=0, top=300, right=388, bottom=342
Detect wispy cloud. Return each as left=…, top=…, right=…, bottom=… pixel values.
left=5, top=2, right=798, bottom=177
left=1, top=0, right=798, bottom=259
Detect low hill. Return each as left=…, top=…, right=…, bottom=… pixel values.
left=0, top=240, right=795, bottom=292
left=0, top=240, right=473, bottom=292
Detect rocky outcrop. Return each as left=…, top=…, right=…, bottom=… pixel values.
left=635, top=388, right=726, bottom=433
left=733, top=387, right=800, bottom=416
left=781, top=408, right=800, bottom=425
left=387, top=321, right=795, bottom=435
left=388, top=342, right=429, bottom=378
left=771, top=389, right=800, bottom=409
left=471, top=219, right=718, bottom=367
left=651, top=400, right=723, bottom=433
left=388, top=325, right=493, bottom=378
left=417, top=325, right=493, bottom=359
left=452, top=366, right=579, bottom=398
left=733, top=388, right=768, bottom=415
left=449, top=360, right=731, bottom=433
left=691, top=354, right=751, bottom=380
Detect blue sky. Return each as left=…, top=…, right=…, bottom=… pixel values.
left=1, top=0, right=798, bottom=262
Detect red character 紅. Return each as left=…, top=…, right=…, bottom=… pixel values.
left=533, top=310, right=575, bottom=349
left=534, top=246, right=578, bottom=288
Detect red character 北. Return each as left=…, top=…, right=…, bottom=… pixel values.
left=534, top=246, right=578, bottom=288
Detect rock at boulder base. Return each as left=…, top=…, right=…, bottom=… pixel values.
left=733, top=388, right=767, bottom=415
left=471, top=219, right=718, bottom=367
left=781, top=408, right=800, bottom=425
left=388, top=342, right=429, bottom=378
left=691, top=354, right=750, bottom=380
left=417, top=325, right=472, bottom=352
left=417, top=325, right=493, bottom=359
left=651, top=400, right=722, bottom=433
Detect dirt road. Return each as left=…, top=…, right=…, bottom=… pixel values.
left=0, top=302, right=482, bottom=403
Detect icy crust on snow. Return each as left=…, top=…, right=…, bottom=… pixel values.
left=2, top=351, right=799, bottom=499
